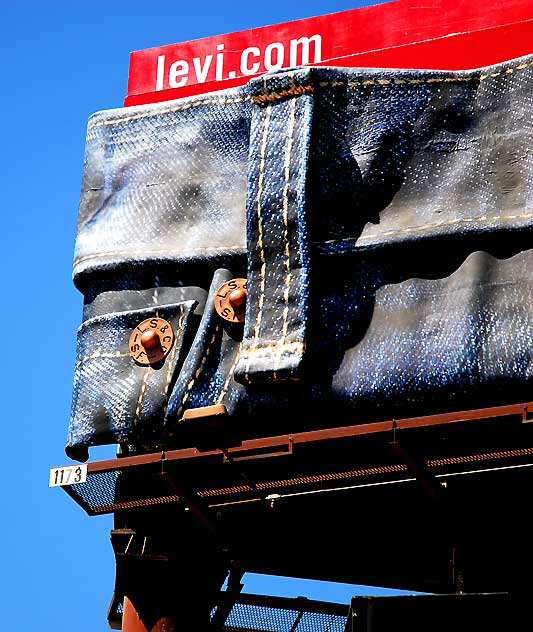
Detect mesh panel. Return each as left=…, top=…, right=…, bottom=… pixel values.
left=296, top=612, right=347, bottom=632
left=212, top=595, right=349, bottom=632
left=66, top=468, right=180, bottom=515
left=225, top=603, right=301, bottom=632
left=71, top=470, right=119, bottom=511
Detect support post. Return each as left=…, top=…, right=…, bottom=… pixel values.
left=123, top=596, right=176, bottom=632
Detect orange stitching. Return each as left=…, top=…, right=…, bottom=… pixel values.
left=251, top=84, right=314, bottom=104
left=245, top=100, right=272, bottom=381
left=86, top=57, right=533, bottom=131
left=241, top=340, right=306, bottom=356
left=274, top=90, right=298, bottom=380
left=279, top=96, right=297, bottom=347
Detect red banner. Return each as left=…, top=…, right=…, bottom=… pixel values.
left=126, top=0, right=533, bottom=106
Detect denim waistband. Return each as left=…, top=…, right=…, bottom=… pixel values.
left=74, top=55, right=533, bottom=280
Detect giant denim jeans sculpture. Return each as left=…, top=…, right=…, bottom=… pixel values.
left=68, top=55, right=533, bottom=461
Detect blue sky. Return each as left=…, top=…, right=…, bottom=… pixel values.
left=0, top=1, right=415, bottom=629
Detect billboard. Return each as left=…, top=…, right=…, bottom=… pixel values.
left=126, top=0, right=533, bottom=105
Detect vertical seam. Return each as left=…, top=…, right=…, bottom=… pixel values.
left=275, top=93, right=298, bottom=380
left=153, top=275, right=160, bottom=318
left=176, top=324, right=221, bottom=418
left=163, top=305, right=186, bottom=421
left=245, top=101, right=272, bottom=380
left=216, top=343, right=243, bottom=405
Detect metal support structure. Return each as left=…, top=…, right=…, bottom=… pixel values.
left=160, top=471, right=219, bottom=536
left=389, top=438, right=467, bottom=593
left=449, top=542, right=464, bottom=595
left=55, top=398, right=533, bottom=623
left=116, top=551, right=228, bottom=632
left=389, top=441, right=446, bottom=502
left=121, top=574, right=180, bottom=632
left=59, top=400, right=533, bottom=516
left=122, top=594, right=186, bottom=632
left=63, top=400, right=533, bottom=475
left=210, top=563, right=245, bottom=630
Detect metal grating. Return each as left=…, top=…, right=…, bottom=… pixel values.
left=68, top=470, right=119, bottom=512
left=216, top=595, right=348, bottom=632
left=222, top=606, right=348, bottom=632
left=225, top=603, right=301, bottom=632
left=62, top=446, right=533, bottom=516
left=57, top=401, right=533, bottom=516
left=63, top=468, right=181, bottom=515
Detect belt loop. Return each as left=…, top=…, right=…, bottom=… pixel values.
left=235, top=69, right=315, bottom=385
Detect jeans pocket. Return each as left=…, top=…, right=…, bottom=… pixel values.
left=67, top=300, right=198, bottom=461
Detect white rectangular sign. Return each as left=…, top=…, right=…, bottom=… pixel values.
left=49, top=464, right=87, bottom=487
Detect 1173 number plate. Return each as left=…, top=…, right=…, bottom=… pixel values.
left=49, top=464, right=87, bottom=487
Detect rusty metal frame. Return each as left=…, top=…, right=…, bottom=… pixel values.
left=79, top=401, right=533, bottom=475
left=58, top=401, right=533, bottom=515
left=390, top=440, right=447, bottom=501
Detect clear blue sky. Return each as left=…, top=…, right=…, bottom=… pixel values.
left=0, top=1, right=418, bottom=629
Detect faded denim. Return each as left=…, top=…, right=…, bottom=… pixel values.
left=68, top=55, right=533, bottom=461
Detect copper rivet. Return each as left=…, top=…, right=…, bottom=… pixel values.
left=228, top=288, right=246, bottom=308
left=214, top=278, right=247, bottom=323
left=140, top=329, right=159, bottom=349
left=129, top=317, right=174, bottom=365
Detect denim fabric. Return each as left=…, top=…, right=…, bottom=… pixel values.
left=68, top=54, right=533, bottom=461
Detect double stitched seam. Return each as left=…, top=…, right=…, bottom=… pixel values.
left=89, top=85, right=309, bottom=131
left=251, top=84, right=314, bottom=104
left=88, top=96, right=251, bottom=130
left=75, top=351, right=130, bottom=370
left=85, top=57, right=533, bottom=131
left=244, top=99, right=272, bottom=380
left=216, top=343, right=243, bottom=405
left=77, top=303, right=178, bottom=333
left=317, top=59, right=533, bottom=88
left=274, top=92, right=298, bottom=380
left=163, top=306, right=186, bottom=420
left=176, top=324, right=221, bottom=418
left=319, top=77, right=477, bottom=87
left=153, top=275, right=160, bottom=317
left=244, top=340, right=306, bottom=356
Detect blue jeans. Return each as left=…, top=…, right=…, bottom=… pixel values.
left=68, top=56, right=533, bottom=461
